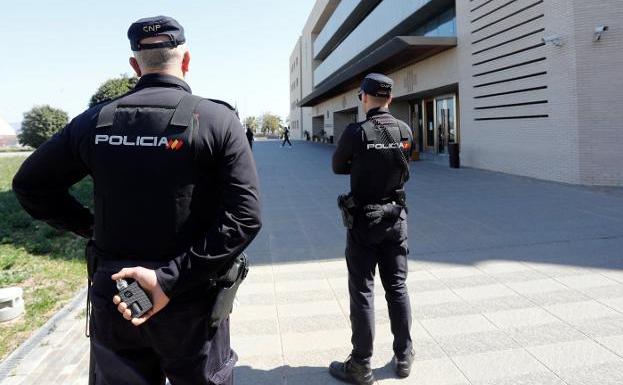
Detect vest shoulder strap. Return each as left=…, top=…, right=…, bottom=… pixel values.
left=170, top=94, right=204, bottom=128
left=95, top=100, right=121, bottom=129
left=361, top=120, right=378, bottom=142
left=366, top=117, right=403, bottom=141
left=95, top=94, right=205, bottom=130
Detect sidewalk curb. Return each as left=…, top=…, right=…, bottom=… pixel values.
left=0, top=287, right=87, bottom=382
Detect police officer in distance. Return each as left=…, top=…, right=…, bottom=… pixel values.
left=330, top=73, right=415, bottom=384
left=12, top=16, right=261, bottom=385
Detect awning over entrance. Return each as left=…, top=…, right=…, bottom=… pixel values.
left=299, top=36, right=457, bottom=107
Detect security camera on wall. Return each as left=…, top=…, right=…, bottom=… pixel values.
left=594, top=26, right=609, bottom=41
left=542, top=34, right=563, bottom=47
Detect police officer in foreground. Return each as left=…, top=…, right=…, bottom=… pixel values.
left=330, top=73, right=414, bottom=384
left=12, top=16, right=261, bottom=385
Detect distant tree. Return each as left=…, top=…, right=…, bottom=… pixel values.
left=260, top=112, right=282, bottom=135
left=89, top=75, right=138, bottom=107
left=18, top=106, right=68, bottom=148
left=244, top=116, right=259, bottom=133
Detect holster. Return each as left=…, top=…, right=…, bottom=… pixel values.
left=337, top=193, right=357, bottom=229
left=208, top=253, right=249, bottom=328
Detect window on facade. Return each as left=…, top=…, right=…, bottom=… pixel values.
left=412, top=7, right=456, bottom=37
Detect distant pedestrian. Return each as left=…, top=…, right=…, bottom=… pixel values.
left=281, top=126, right=292, bottom=147
left=246, top=127, right=254, bottom=149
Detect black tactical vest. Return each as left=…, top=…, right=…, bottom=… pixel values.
left=91, top=89, right=206, bottom=259
left=351, top=115, right=412, bottom=205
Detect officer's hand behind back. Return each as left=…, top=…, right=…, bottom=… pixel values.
left=363, top=204, right=385, bottom=227
left=111, top=267, right=170, bottom=326
left=363, top=204, right=402, bottom=228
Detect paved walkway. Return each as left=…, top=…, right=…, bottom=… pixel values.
left=2, top=141, right=623, bottom=384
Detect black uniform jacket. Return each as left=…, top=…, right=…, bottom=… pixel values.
left=12, top=74, right=262, bottom=298
left=332, top=107, right=413, bottom=205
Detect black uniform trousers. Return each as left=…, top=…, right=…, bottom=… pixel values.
left=345, top=212, right=412, bottom=363
left=281, top=137, right=292, bottom=147
left=89, top=261, right=235, bottom=385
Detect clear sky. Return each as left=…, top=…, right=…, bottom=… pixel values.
left=0, top=0, right=315, bottom=125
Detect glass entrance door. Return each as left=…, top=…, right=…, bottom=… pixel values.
left=424, top=99, right=435, bottom=152
left=409, top=101, right=422, bottom=154
left=435, top=95, right=456, bottom=154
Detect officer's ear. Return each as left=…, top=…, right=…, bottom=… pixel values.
left=129, top=57, right=142, bottom=77
left=181, top=50, right=191, bottom=76
left=361, top=92, right=368, bottom=104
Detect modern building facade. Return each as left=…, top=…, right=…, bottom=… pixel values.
left=289, top=0, right=623, bottom=186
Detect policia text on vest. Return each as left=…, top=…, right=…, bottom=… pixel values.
left=12, top=15, right=261, bottom=385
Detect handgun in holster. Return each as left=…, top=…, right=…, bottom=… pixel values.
left=337, top=193, right=358, bottom=229
left=394, top=189, right=407, bottom=211
left=208, top=252, right=249, bottom=328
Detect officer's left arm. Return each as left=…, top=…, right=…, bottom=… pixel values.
left=404, top=121, right=415, bottom=158
left=155, top=106, right=262, bottom=298
left=332, top=123, right=357, bottom=174
left=400, top=121, right=414, bottom=182
left=12, top=118, right=93, bottom=238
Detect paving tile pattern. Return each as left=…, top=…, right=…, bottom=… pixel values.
left=5, top=258, right=623, bottom=384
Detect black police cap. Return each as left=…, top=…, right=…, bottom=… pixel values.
left=360, top=73, right=393, bottom=98
left=128, top=16, right=186, bottom=51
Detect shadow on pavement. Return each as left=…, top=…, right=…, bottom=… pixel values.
left=234, top=363, right=402, bottom=385
left=235, top=365, right=334, bottom=385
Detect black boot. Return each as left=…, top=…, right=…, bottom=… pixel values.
left=329, top=356, right=375, bottom=385
left=393, top=350, right=415, bottom=378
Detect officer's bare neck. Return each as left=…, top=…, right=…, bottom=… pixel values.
left=136, top=66, right=186, bottom=80
left=363, top=94, right=392, bottom=114
left=129, top=36, right=190, bottom=81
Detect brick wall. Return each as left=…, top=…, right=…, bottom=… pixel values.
left=573, top=0, right=623, bottom=186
